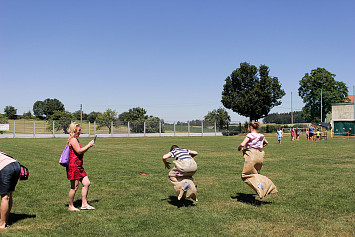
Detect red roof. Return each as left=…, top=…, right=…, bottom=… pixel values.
left=346, top=95, right=354, bottom=103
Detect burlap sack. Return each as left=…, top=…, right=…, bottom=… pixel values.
left=241, top=149, right=277, bottom=199
left=172, top=177, right=198, bottom=201
left=168, top=158, right=197, bottom=179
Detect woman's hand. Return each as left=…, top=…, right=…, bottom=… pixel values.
left=238, top=145, right=244, bottom=151
left=88, top=140, right=95, bottom=147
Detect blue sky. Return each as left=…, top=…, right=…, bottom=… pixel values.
left=1, top=0, right=354, bottom=122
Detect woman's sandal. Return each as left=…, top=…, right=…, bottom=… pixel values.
left=80, top=205, right=95, bottom=210
left=68, top=207, right=80, bottom=212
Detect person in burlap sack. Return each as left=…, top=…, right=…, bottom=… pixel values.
left=162, top=145, right=198, bottom=201
left=238, top=121, right=278, bottom=199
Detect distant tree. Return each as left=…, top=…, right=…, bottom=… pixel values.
left=204, top=107, right=231, bottom=131
left=221, top=62, right=285, bottom=121
left=33, top=98, right=65, bottom=119
left=190, top=120, right=202, bottom=126
left=22, top=111, right=33, bottom=119
left=73, top=110, right=88, bottom=121
left=33, top=101, right=46, bottom=119
left=298, top=68, right=348, bottom=123
left=97, top=109, right=118, bottom=134
left=4, top=106, right=17, bottom=119
left=119, top=107, right=148, bottom=133
left=47, top=111, right=76, bottom=134
left=262, top=111, right=306, bottom=124
left=145, top=116, right=164, bottom=133
left=87, top=112, right=100, bottom=123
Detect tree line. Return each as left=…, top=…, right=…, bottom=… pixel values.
left=2, top=63, right=350, bottom=127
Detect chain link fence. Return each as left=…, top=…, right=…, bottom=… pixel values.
left=0, top=119, right=242, bottom=138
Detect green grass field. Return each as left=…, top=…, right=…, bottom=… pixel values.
left=0, top=136, right=354, bottom=236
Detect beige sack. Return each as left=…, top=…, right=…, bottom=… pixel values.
left=172, top=177, right=198, bottom=201
left=241, top=149, right=278, bottom=199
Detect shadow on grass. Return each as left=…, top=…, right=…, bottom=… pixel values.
left=65, top=199, right=100, bottom=208
left=231, top=193, right=272, bottom=206
left=162, top=196, right=196, bottom=208
left=7, top=213, right=36, bottom=225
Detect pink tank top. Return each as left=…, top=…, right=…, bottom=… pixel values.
left=245, top=133, right=265, bottom=149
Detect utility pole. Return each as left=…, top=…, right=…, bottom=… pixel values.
left=291, top=92, right=293, bottom=126
left=80, top=104, right=83, bottom=127
left=320, top=89, right=323, bottom=123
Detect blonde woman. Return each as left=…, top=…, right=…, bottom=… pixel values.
left=66, top=122, right=95, bottom=211
left=238, top=121, right=277, bottom=199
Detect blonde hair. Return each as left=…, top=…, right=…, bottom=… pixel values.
left=67, top=122, right=81, bottom=137
left=249, top=121, right=261, bottom=130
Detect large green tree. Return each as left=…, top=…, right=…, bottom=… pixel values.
left=33, top=98, right=65, bottom=119
left=221, top=62, right=285, bottom=121
left=47, top=111, right=76, bottom=134
left=298, top=68, right=348, bottom=123
left=97, top=109, right=118, bottom=134
left=204, top=107, right=231, bottom=131
left=4, top=105, right=17, bottom=119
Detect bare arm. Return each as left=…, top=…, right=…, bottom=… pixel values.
left=238, top=137, right=250, bottom=151
left=162, top=153, right=172, bottom=169
left=190, top=150, right=198, bottom=157
left=263, top=138, right=269, bottom=147
left=70, top=138, right=95, bottom=155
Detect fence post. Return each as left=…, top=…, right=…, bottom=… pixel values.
left=53, top=121, right=55, bottom=138
left=201, top=121, right=204, bottom=136
left=94, top=121, right=96, bottom=137
left=111, top=121, right=113, bottom=136
left=13, top=120, right=15, bottom=138
left=88, top=121, right=91, bottom=137
left=174, top=122, right=176, bottom=136
left=188, top=121, right=190, bottom=136
left=33, top=120, right=36, bottom=138
left=215, top=122, right=216, bottom=136
left=159, top=121, right=161, bottom=136
left=128, top=121, right=130, bottom=137
left=144, top=122, right=146, bottom=137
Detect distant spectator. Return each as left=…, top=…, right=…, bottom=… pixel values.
left=296, top=127, right=301, bottom=140
left=306, top=128, right=309, bottom=140
left=291, top=127, right=295, bottom=141
left=316, top=128, right=321, bottom=141
left=276, top=128, right=283, bottom=144
left=309, top=125, right=316, bottom=141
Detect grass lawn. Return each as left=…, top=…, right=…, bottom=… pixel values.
left=0, top=135, right=354, bottom=236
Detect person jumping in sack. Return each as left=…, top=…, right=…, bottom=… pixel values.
left=0, top=152, right=21, bottom=229
left=66, top=122, right=95, bottom=211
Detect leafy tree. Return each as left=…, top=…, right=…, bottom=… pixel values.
left=4, top=106, right=17, bottom=119
left=119, top=107, right=148, bottom=121
left=145, top=116, right=164, bottom=133
left=204, top=107, right=231, bottom=131
left=221, top=62, right=285, bottom=121
left=43, top=98, right=65, bottom=118
left=262, top=111, right=306, bottom=124
left=298, top=68, right=348, bottom=123
left=22, top=111, right=33, bottom=119
left=33, top=98, right=65, bottom=119
left=73, top=110, right=88, bottom=121
left=47, top=111, right=76, bottom=134
left=87, top=112, right=101, bottom=123
left=33, top=101, right=46, bottom=119
left=97, top=109, right=118, bottom=134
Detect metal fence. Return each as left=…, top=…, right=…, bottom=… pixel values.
left=0, top=119, right=242, bottom=138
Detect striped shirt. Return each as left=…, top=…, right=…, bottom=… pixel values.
left=245, top=133, right=265, bottom=149
left=169, top=148, right=192, bottom=160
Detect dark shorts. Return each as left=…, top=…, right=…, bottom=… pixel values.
left=0, top=162, right=21, bottom=195
left=309, top=133, right=314, bottom=138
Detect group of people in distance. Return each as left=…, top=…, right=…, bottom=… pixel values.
left=0, top=121, right=278, bottom=229
left=276, top=124, right=323, bottom=144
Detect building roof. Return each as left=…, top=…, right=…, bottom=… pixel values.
left=345, top=95, right=354, bottom=103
